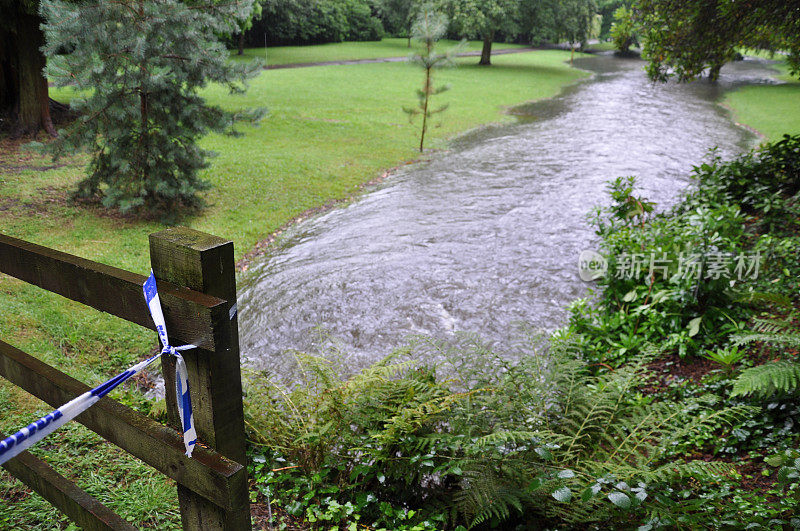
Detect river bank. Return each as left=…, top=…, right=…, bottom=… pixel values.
left=723, top=52, right=800, bottom=141
left=242, top=134, right=800, bottom=530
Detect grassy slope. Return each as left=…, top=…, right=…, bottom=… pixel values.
left=0, top=45, right=587, bottom=527
left=724, top=56, right=800, bottom=141
left=230, top=37, right=526, bottom=65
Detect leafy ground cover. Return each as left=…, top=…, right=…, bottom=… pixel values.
left=0, top=43, right=587, bottom=527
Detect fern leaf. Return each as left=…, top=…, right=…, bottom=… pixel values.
left=731, top=360, right=800, bottom=397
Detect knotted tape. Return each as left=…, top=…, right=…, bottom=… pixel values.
left=0, top=272, right=197, bottom=465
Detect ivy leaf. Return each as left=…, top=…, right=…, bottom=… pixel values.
left=552, top=487, right=572, bottom=503
left=528, top=476, right=545, bottom=492
left=608, top=491, right=631, bottom=509
left=687, top=316, right=703, bottom=337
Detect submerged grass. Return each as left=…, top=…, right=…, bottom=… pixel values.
left=0, top=43, right=587, bottom=527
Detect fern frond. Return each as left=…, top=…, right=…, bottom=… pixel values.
left=474, top=431, right=573, bottom=453
left=733, top=332, right=800, bottom=348
left=452, top=463, right=534, bottom=527
left=752, top=317, right=795, bottom=335
left=735, top=291, right=793, bottom=308
left=731, top=360, right=800, bottom=397
left=647, top=459, right=735, bottom=482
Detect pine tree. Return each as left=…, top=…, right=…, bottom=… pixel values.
left=403, top=5, right=460, bottom=153
left=40, top=0, right=264, bottom=216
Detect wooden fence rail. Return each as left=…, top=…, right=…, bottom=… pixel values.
left=0, top=227, right=251, bottom=530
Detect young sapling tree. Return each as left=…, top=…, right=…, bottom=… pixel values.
left=403, top=5, right=461, bottom=153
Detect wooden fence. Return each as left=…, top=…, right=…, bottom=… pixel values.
left=0, top=227, right=251, bottom=530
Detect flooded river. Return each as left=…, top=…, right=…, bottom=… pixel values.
left=238, top=53, right=776, bottom=374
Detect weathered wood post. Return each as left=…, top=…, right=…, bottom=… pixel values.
left=149, top=227, right=251, bottom=530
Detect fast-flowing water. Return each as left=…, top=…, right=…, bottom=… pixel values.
left=238, top=54, right=778, bottom=375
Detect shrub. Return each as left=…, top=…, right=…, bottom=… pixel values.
left=570, top=137, right=800, bottom=366
left=570, top=175, right=750, bottom=364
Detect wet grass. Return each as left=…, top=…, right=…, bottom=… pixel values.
left=0, top=44, right=587, bottom=527
left=724, top=54, right=800, bottom=141
left=584, top=41, right=618, bottom=53
left=229, top=37, right=526, bottom=65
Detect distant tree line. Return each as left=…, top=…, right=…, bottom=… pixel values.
left=241, top=0, right=603, bottom=53
left=244, top=0, right=385, bottom=46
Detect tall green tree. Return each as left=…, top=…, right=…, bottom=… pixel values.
left=520, top=0, right=598, bottom=55
left=237, top=0, right=265, bottom=55
left=439, top=0, right=519, bottom=65
left=41, top=0, right=264, bottom=215
left=250, top=0, right=384, bottom=46
left=596, top=0, right=630, bottom=38
left=377, top=0, right=425, bottom=46
left=403, top=5, right=460, bottom=152
left=0, top=0, right=56, bottom=136
left=610, top=4, right=637, bottom=54
left=552, top=0, right=598, bottom=64
left=638, top=0, right=800, bottom=82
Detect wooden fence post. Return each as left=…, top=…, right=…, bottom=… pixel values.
left=149, top=227, right=251, bottom=530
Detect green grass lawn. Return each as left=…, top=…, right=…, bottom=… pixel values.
left=584, top=40, right=617, bottom=52
left=0, top=45, right=587, bottom=527
left=724, top=54, right=800, bottom=141
left=230, top=37, right=526, bottom=65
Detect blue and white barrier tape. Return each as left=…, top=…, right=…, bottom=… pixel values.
left=142, top=272, right=197, bottom=457
left=0, top=272, right=197, bottom=465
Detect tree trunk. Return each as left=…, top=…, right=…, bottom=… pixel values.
left=479, top=33, right=493, bottom=66
left=708, top=62, right=723, bottom=82
left=0, top=12, right=56, bottom=137
left=237, top=31, right=245, bottom=55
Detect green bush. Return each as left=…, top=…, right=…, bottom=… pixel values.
left=569, top=175, right=751, bottom=364
left=689, top=134, right=800, bottom=231
left=570, top=137, right=800, bottom=366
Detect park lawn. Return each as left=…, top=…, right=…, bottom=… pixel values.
left=584, top=40, right=617, bottom=52
left=0, top=47, right=588, bottom=527
left=724, top=54, right=800, bottom=141
left=230, top=36, right=526, bottom=65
